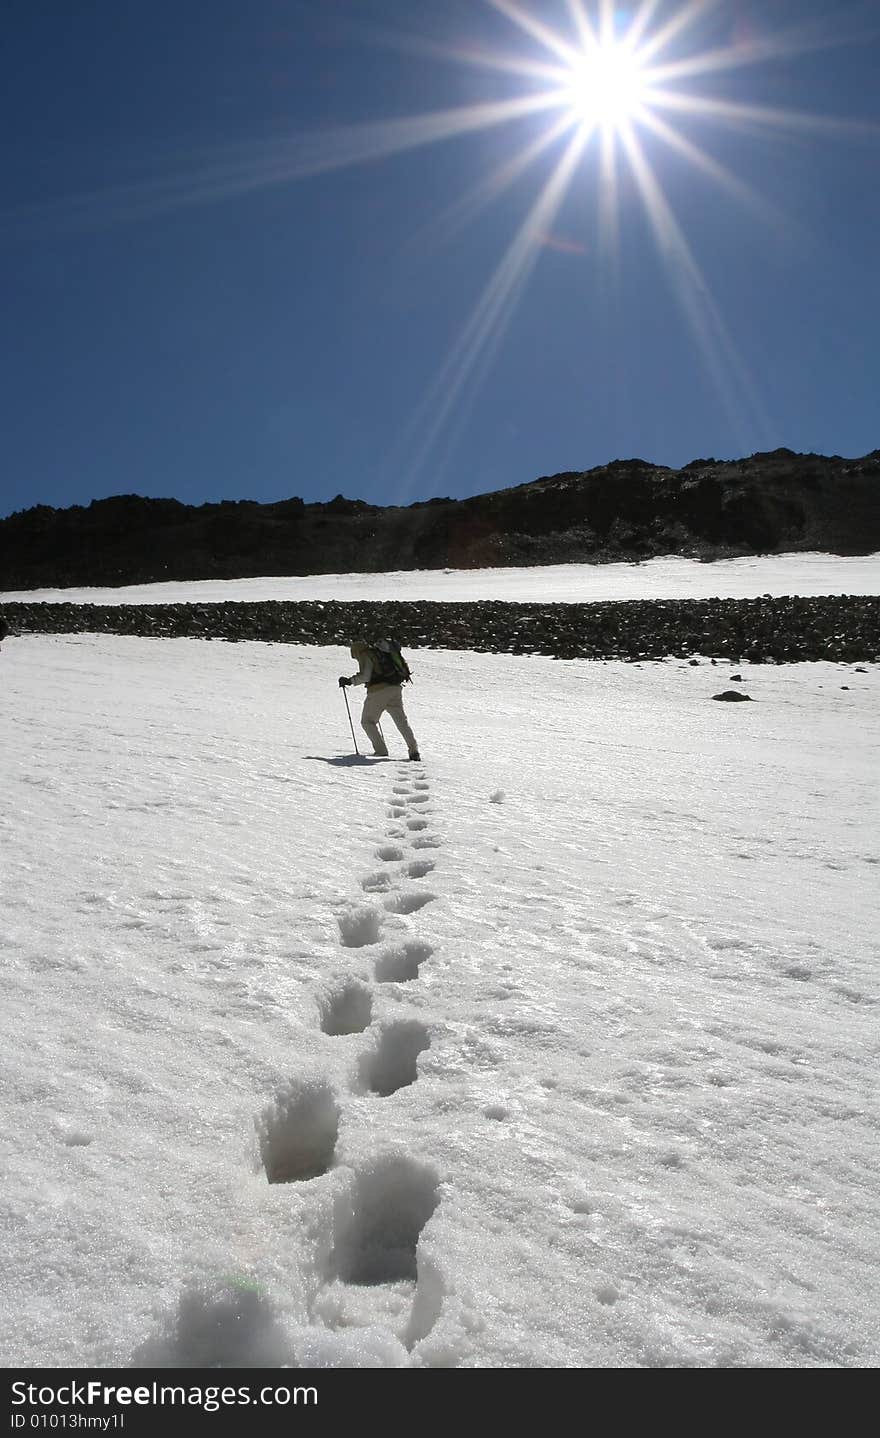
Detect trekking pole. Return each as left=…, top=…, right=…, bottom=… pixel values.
left=341, top=685, right=360, bottom=755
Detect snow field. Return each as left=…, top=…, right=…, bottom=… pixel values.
left=3, top=549, right=879, bottom=608
left=1, top=634, right=878, bottom=1367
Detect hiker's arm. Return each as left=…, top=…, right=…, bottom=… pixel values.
left=347, top=655, right=374, bottom=687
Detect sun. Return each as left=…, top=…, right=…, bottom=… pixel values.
left=563, top=42, right=648, bottom=129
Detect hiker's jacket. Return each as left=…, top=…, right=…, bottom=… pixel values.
left=347, top=652, right=402, bottom=688
left=347, top=653, right=375, bottom=687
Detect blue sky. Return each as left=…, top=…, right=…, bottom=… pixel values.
left=1, top=0, right=878, bottom=519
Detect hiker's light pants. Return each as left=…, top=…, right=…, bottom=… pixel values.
left=361, top=683, right=418, bottom=756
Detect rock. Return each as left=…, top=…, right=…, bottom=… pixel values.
left=730, top=673, right=743, bottom=681
left=3, top=595, right=879, bottom=665
left=712, top=690, right=754, bottom=702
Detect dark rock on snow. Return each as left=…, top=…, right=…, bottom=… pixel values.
left=3, top=594, right=878, bottom=663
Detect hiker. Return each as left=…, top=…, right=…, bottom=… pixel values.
left=339, top=639, right=421, bottom=760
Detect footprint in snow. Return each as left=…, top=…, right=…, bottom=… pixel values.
left=374, top=940, right=434, bottom=983
left=384, top=891, right=436, bottom=915
left=132, top=1281, right=292, bottom=1368
left=337, top=905, right=384, bottom=948
left=376, top=845, right=405, bottom=862
left=308, top=1156, right=444, bottom=1353
left=406, top=818, right=429, bottom=832
left=257, top=1079, right=339, bottom=1183
left=357, top=1020, right=431, bottom=1096
left=406, top=859, right=435, bottom=879
left=326, top=1154, right=440, bottom=1286
left=784, top=965, right=812, bottom=982
left=319, top=980, right=373, bottom=1036
left=361, top=870, right=395, bottom=894
left=411, top=835, right=441, bottom=850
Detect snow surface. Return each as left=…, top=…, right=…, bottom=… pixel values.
left=3, top=550, right=879, bottom=607
left=2, top=568, right=879, bottom=1369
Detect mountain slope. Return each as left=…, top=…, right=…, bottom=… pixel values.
left=2, top=448, right=879, bottom=589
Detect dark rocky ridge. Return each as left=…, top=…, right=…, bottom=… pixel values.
left=4, top=595, right=879, bottom=663
left=2, top=448, right=879, bottom=590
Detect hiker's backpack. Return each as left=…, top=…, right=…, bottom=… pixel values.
left=369, top=638, right=412, bottom=685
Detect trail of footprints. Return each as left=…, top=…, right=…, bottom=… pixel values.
left=257, top=763, right=445, bottom=1356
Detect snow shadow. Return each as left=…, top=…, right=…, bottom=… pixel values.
left=257, top=1079, right=339, bottom=1183
left=305, top=754, right=390, bottom=767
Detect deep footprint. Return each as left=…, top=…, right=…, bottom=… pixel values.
left=374, top=940, right=434, bottom=983
left=329, top=1155, right=440, bottom=1285
left=361, top=871, right=394, bottom=894
left=337, top=905, right=384, bottom=948
left=375, top=845, right=405, bottom=862
left=319, top=981, right=373, bottom=1036
left=407, top=859, right=435, bottom=879
left=358, top=1020, right=431, bottom=1096
left=384, top=891, right=436, bottom=915
left=257, top=1079, right=339, bottom=1183
left=411, top=836, right=441, bottom=850
left=132, top=1283, right=291, bottom=1368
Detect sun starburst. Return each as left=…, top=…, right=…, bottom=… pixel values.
left=12, top=2, right=874, bottom=485
left=382, top=0, right=876, bottom=485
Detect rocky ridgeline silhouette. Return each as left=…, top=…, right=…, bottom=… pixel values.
left=2, top=448, right=879, bottom=589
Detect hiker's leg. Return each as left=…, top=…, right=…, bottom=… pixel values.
left=383, top=688, right=418, bottom=754
left=361, top=690, right=389, bottom=756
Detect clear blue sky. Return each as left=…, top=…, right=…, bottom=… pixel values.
left=1, top=0, right=878, bottom=519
